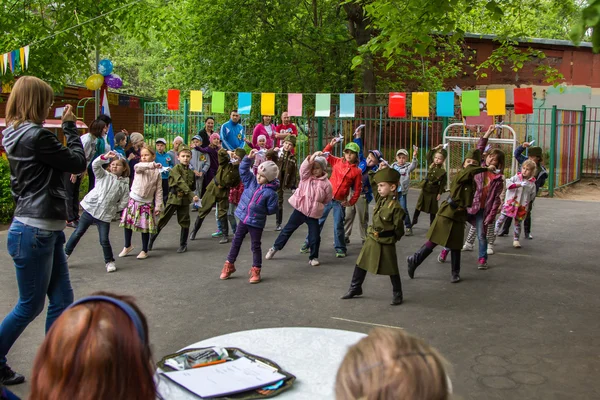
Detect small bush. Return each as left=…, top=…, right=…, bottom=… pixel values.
left=0, top=155, right=15, bottom=224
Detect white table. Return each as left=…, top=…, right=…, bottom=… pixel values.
left=156, top=327, right=366, bottom=399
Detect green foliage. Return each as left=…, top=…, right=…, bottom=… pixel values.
left=571, top=0, right=600, bottom=52
left=0, top=156, right=15, bottom=224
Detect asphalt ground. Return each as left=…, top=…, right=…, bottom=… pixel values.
left=1, top=192, right=599, bottom=399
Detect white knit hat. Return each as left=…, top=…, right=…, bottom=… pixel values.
left=314, top=156, right=328, bottom=171
left=257, top=161, right=279, bottom=182
left=129, top=132, right=144, bottom=144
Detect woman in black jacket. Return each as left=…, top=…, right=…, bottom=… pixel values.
left=0, top=76, right=86, bottom=386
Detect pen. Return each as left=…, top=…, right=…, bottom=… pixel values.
left=192, top=359, right=227, bottom=369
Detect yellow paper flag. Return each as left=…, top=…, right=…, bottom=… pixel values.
left=19, top=48, right=25, bottom=71
left=261, top=93, right=275, bottom=116
left=486, top=89, right=506, bottom=116
left=190, top=90, right=203, bottom=112
left=411, top=92, right=429, bottom=117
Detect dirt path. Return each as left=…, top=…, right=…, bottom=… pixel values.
left=554, top=178, right=600, bottom=201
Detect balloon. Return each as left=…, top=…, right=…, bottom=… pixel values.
left=98, top=59, right=114, bottom=76
left=85, top=74, right=104, bottom=90
left=105, top=74, right=123, bottom=89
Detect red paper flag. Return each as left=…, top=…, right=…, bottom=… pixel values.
left=167, top=89, right=180, bottom=110
left=389, top=92, right=406, bottom=118
left=514, top=88, right=533, bottom=114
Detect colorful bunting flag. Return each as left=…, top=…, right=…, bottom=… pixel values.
left=7, top=52, right=13, bottom=73
left=261, top=92, right=275, bottom=115
left=211, top=92, right=225, bottom=113
left=11, top=50, right=19, bottom=71
left=315, top=94, right=331, bottom=117
left=2, top=53, right=7, bottom=74
left=0, top=57, right=3, bottom=75
left=461, top=90, right=480, bottom=117
left=339, top=94, right=355, bottom=117
left=190, top=90, right=203, bottom=112
left=238, top=92, right=252, bottom=115
left=19, top=48, right=25, bottom=71
left=24, top=45, right=29, bottom=70
left=411, top=92, right=429, bottom=117
left=436, top=92, right=455, bottom=117
left=389, top=92, right=406, bottom=118
left=167, top=89, right=180, bottom=110
left=514, top=88, right=533, bottom=114
left=486, top=89, right=506, bottom=116
left=288, top=93, right=303, bottom=117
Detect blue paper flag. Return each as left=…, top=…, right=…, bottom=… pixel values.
left=238, top=92, right=252, bottom=115
left=436, top=92, right=455, bottom=117
left=339, top=94, right=355, bottom=117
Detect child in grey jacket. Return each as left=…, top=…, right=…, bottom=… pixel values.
left=190, top=135, right=211, bottom=210
left=391, top=147, right=418, bottom=235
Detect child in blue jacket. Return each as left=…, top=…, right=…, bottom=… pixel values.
left=220, top=149, right=279, bottom=284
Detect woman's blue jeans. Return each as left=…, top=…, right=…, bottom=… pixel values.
left=0, top=220, right=74, bottom=366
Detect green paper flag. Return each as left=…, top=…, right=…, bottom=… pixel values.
left=461, top=90, right=480, bottom=117
left=315, top=94, right=331, bottom=117
left=212, top=92, right=225, bottom=114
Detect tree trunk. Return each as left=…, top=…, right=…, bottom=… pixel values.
left=343, top=3, right=376, bottom=104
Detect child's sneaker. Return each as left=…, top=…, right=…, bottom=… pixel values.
left=526, top=232, right=533, bottom=239
left=309, top=258, right=320, bottom=266
left=438, top=248, right=449, bottom=263
left=220, top=261, right=236, bottom=280
left=248, top=266, right=261, bottom=283
left=219, top=235, right=229, bottom=244
left=275, top=225, right=282, bottom=231
left=106, top=261, right=117, bottom=273
left=462, top=242, right=474, bottom=252
left=405, top=227, right=413, bottom=236
left=487, top=244, right=495, bottom=255
left=513, top=240, right=521, bottom=248
left=335, top=250, right=346, bottom=258
left=300, top=243, right=310, bottom=253
left=477, top=257, right=488, bottom=270
left=212, top=231, right=224, bottom=238
left=118, top=246, right=134, bottom=258
left=136, top=251, right=148, bottom=260
left=265, top=247, right=277, bottom=260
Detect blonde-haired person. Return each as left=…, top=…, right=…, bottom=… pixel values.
left=126, top=132, right=145, bottom=184
left=0, top=76, right=87, bottom=385
left=336, top=328, right=451, bottom=400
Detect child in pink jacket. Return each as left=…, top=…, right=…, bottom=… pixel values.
left=265, top=152, right=333, bottom=266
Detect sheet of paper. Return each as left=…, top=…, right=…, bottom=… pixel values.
left=162, top=357, right=286, bottom=398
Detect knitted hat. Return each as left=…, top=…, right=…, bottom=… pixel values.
left=129, top=132, right=144, bottom=144
left=464, top=148, right=481, bottom=164
left=283, top=135, right=297, bottom=146
left=209, top=133, right=220, bottom=142
left=369, top=150, right=382, bottom=160
left=173, top=135, right=184, bottom=144
left=257, top=161, right=279, bottom=182
left=234, top=148, right=247, bottom=159
left=396, top=149, right=409, bottom=157
left=178, top=145, right=191, bottom=154
left=192, top=135, right=202, bottom=141
left=344, top=142, right=360, bottom=154
left=155, top=138, right=167, bottom=145
left=314, top=156, right=328, bottom=171
left=528, top=146, right=543, bottom=158
left=257, top=134, right=267, bottom=142
left=374, top=167, right=400, bottom=184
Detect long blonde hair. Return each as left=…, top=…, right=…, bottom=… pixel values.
left=6, top=76, right=54, bottom=128
left=335, top=328, right=450, bottom=400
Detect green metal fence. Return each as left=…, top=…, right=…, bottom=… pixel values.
left=144, top=101, right=592, bottom=197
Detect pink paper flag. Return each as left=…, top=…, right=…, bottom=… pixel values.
left=287, top=93, right=303, bottom=117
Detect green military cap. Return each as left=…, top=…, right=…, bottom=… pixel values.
left=373, top=167, right=401, bottom=184
left=234, top=148, right=247, bottom=158
left=528, top=146, right=542, bottom=158
left=284, top=134, right=297, bottom=146
left=178, top=145, right=192, bottom=154
left=464, top=148, right=481, bottom=163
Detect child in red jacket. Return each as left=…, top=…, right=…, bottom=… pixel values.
left=300, top=138, right=362, bottom=258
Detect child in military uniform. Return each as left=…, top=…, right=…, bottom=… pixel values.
left=407, top=149, right=494, bottom=283
left=275, top=135, right=298, bottom=230
left=341, top=165, right=405, bottom=306
left=190, top=135, right=211, bottom=211
left=148, top=145, right=197, bottom=253
left=412, top=144, right=447, bottom=227
left=188, top=148, right=246, bottom=243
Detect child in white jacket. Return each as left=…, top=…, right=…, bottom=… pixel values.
left=494, top=160, right=537, bottom=248
left=65, top=151, right=130, bottom=272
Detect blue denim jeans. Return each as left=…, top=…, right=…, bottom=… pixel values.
left=305, top=200, right=346, bottom=253
left=275, top=209, right=321, bottom=259
left=0, top=220, right=74, bottom=365
left=397, top=192, right=412, bottom=228
left=474, top=209, right=488, bottom=260
left=65, top=210, right=114, bottom=263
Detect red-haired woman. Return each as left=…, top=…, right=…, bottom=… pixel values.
left=29, top=292, right=156, bottom=400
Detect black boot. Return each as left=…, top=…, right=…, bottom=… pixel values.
left=390, top=274, right=403, bottom=305
left=218, top=217, right=229, bottom=244
left=177, top=228, right=189, bottom=253
left=148, top=230, right=160, bottom=251
left=429, top=212, right=436, bottom=225
left=341, top=267, right=367, bottom=299
left=412, top=209, right=420, bottom=227
left=407, top=244, right=433, bottom=279
left=189, top=217, right=204, bottom=240
left=450, top=249, right=461, bottom=283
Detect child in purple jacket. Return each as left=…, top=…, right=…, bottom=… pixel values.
left=220, top=149, right=279, bottom=284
